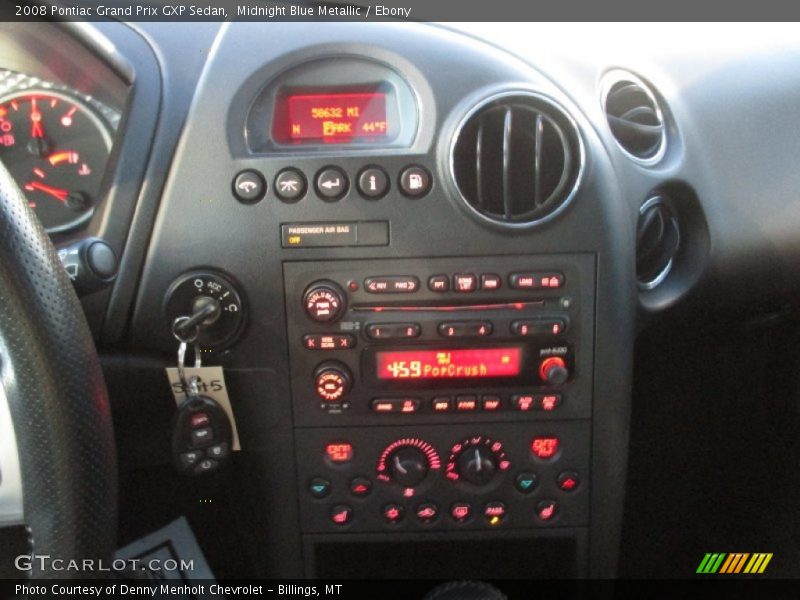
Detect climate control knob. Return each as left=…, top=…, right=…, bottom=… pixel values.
left=388, top=447, right=429, bottom=488
left=377, top=438, right=441, bottom=488
left=303, top=281, right=345, bottom=323
left=539, top=356, right=569, bottom=385
left=446, top=436, right=510, bottom=486
left=314, top=361, right=352, bottom=403
left=457, top=446, right=498, bottom=486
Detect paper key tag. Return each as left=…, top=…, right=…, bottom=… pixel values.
left=166, top=366, right=241, bottom=451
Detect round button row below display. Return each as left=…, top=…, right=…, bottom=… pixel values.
left=233, top=165, right=431, bottom=204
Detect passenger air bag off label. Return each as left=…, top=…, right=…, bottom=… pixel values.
left=282, top=221, right=389, bottom=247
left=166, top=366, right=241, bottom=450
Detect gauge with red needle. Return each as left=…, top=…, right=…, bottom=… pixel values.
left=0, top=90, right=113, bottom=233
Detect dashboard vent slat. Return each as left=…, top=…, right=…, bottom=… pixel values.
left=603, top=74, right=666, bottom=162
left=637, top=195, right=680, bottom=289
left=451, top=93, right=582, bottom=227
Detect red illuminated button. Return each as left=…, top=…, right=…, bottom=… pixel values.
left=349, top=477, right=373, bottom=497
left=484, top=502, right=507, bottom=526
left=453, top=273, right=477, bottom=292
left=428, top=274, right=450, bottom=292
left=512, top=394, right=562, bottom=411
left=557, top=471, right=580, bottom=492
left=383, top=503, right=405, bottom=524
left=303, top=334, right=356, bottom=350
left=365, top=323, right=421, bottom=340
left=315, top=363, right=352, bottom=402
left=371, top=398, right=421, bottom=414
left=437, top=321, right=493, bottom=338
left=511, top=319, right=566, bottom=337
left=512, top=395, right=535, bottom=411
left=330, top=505, right=353, bottom=526
left=364, top=276, right=420, bottom=294
left=535, top=500, right=559, bottom=522
left=481, top=395, right=503, bottom=411
left=415, top=503, right=439, bottom=524
left=539, top=394, right=562, bottom=411
left=531, top=437, right=560, bottom=460
left=432, top=397, right=453, bottom=412
left=455, top=395, right=478, bottom=412
left=539, top=356, right=569, bottom=385
left=325, top=442, right=354, bottom=463
left=190, top=412, right=210, bottom=428
left=450, top=502, right=472, bottom=524
left=480, top=274, right=502, bottom=290
left=509, top=272, right=565, bottom=290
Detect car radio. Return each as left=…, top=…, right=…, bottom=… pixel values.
left=283, top=254, right=594, bottom=427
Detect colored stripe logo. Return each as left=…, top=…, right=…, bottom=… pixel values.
left=696, top=553, right=773, bottom=574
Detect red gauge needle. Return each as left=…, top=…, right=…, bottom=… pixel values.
left=25, top=181, right=68, bottom=202
left=30, top=97, right=44, bottom=139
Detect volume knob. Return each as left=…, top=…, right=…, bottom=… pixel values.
left=303, top=281, right=345, bottom=323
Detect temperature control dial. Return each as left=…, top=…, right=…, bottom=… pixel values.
left=165, top=271, right=245, bottom=349
left=303, top=281, right=345, bottom=323
left=377, top=438, right=441, bottom=488
left=446, top=436, right=510, bottom=487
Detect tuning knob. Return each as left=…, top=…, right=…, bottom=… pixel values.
left=314, top=361, right=352, bottom=403
left=539, top=356, right=569, bottom=385
left=457, top=446, right=497, bottom=486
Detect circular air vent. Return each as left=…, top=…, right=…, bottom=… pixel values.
left=450, top=92, right=583, bottom=228
left=602, top=72, right=666, bottom=163
left=637, top=195, right=680, bottom=289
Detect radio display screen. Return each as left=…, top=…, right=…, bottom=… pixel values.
left=281, top=90, right=388, bottom=143
left=375, top=347, right=523, bottom=380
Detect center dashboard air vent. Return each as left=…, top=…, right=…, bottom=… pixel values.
left=450, top=92, right=583, bottom=228
left=602, top=72, right=666, bottom=162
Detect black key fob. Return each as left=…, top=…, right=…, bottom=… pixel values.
left=172, top=395, right=233, bottom=476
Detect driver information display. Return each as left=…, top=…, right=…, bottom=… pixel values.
left=287, top=92, right=388, bottom=141
left=376, top=348, right=522, bottom=380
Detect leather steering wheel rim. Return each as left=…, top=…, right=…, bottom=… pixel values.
left=0, top=160, right=117, bottom=577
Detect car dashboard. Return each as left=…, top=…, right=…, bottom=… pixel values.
left=1, top=20, right=800, bottom=581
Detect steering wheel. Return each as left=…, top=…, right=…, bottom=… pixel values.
left=0, top=161, right=117, bottom=577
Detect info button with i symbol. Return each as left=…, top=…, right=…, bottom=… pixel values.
left=358, top=166, right=389, bottom=199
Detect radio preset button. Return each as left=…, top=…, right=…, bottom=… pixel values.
left=509, top=272, right=565, bottom=290
left=364, top=276, right=420, bottom=294
left=480, top=274, right=502, bottom=290
left=303, top=334, right=356, bottom=350
left=365, top=323, right=421, bottom=340
left=511, top=319, right=566, bottom=336
left=453, top=273, right=477, bottom=292
left=438, top=321, right=493, bottom=338
left=428, top=274, right=450, bottom=292
left=371, top=398, right=421, bottom=414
